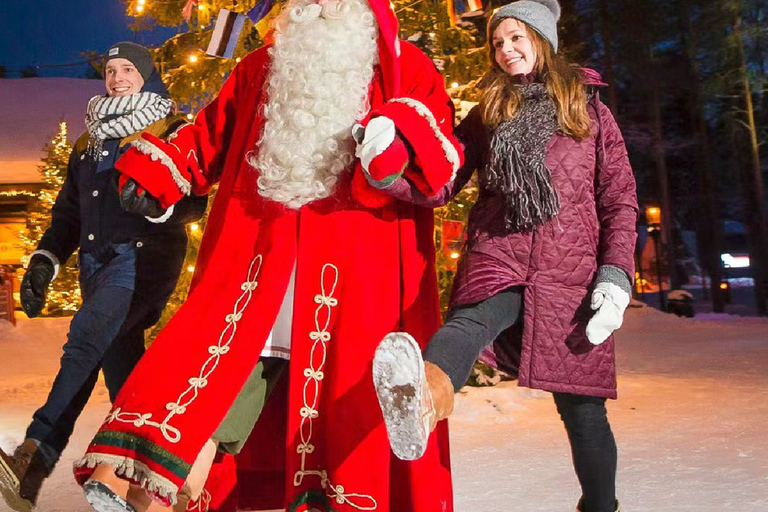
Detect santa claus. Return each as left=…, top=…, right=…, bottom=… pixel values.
left=73, top=0, right=462, bottom=511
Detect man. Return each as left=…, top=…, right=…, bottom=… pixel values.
left=74, top=1, right=462, bottom=511
left=0, top=42, right=206, bottom=512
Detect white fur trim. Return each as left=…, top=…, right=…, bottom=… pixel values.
left=29, top=250, right=60, bottom=280
left=389, top=97, right=461, bottom=179
left=145, top=204, right=175, bottom=224
left=130, top=138, right=192, bottom=196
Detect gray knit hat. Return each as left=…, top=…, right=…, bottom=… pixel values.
left=102, top=42, right=155, bottom=81
left=488, top=0, right=561, bottom=53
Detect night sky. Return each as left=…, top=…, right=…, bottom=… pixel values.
left=0, top=0, right=178, bottom=77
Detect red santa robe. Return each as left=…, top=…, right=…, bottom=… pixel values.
left=75, top=41, right=461, bottom=512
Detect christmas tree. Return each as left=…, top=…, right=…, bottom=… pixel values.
left=18, top=122, right=82, bottom=316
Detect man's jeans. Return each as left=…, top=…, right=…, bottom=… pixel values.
left=25, top=245, right=142, bottom=465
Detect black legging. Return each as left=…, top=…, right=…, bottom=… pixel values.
left=423, top=287, right=617, bottom=512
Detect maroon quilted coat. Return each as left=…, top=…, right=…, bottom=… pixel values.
left=388, top=73, right=638, bottom=398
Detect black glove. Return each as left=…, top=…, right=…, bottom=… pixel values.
left=119, top=178, right=167, bottom=218
left=21, top=255, right=56, bottom=318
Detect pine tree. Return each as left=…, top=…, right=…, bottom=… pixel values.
left=19, top=122, right=81, bottom=316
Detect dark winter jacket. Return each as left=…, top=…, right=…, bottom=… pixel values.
left=36, top=69, right=207, bottom=308
left=388, top=72, right=638, bottom=398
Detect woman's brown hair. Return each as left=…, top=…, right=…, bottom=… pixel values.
left=479, top=18, right=592, bottom=140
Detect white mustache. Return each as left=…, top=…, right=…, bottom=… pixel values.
left=289, top=0, right=350, bottom=22
left=321, top=0, right=351, bottom=19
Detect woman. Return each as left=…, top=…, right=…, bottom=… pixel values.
left=371, top=1, right=637, bottom=511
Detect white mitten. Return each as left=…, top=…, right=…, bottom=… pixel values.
left=586, top=282, right=630, bottom=345
left=353, top=116, right=396, bottom=171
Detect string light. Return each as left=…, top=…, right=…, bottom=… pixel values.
left=189, top=54, right=198, bottom=63
left=0, top=190, right=36, bottom=198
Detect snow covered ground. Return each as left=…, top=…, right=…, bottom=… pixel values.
left=1, top=305, right=767, bottom=512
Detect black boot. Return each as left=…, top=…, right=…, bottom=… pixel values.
left=0, top=439, right=55, bottom=512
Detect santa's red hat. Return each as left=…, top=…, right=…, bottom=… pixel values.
left=366, top=0, right=401, bottom=100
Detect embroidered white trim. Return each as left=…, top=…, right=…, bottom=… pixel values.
left=131, top=138, right=193, bottom=196
left=106, top=255, right=263, bottom=443
left=293, top=264, right=377, bottom=511
left=76, top=452, right=179, bottom=504
left=389, top=97, right=462, bottom=180
left=29, top=249, right=61, bottom=280
left=145, top=204, right=175, bottom=223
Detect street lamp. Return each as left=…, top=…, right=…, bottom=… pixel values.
left=646, top=206, right=666, bottom=311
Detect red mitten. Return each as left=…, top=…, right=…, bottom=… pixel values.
left=115, top=129, right=198, bottom=209
left=353, top=117, right=409, bottom=189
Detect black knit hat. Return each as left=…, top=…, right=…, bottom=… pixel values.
left=102, top=42, right=155, bottom=81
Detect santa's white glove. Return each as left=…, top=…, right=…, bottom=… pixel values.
left=586, top=281, right=631, bottom=346
left=352, top=117, right=409, bottom=189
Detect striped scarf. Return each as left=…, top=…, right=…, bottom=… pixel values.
left=85, top=92, right=173, bottom=160
left=483, top=83, right=560, bottom=233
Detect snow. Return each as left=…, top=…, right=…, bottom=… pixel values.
left=1, top=305, right=767, bottom=512
left=0, top=78, right=105, bottom=184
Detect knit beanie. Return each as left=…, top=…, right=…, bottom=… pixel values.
left=489, top=0, right=561, bottom=53
left=102, top=42, right=155, bottom=81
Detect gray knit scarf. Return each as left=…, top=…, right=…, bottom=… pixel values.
left=484, top=83, right=560, bottom=233
left=85, top=92, right=173, bottom=160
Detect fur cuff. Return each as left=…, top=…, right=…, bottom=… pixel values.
left=131, top=138, right=192, bottom=196
left=371, top=97, right=462, bottom=196
left=115, top=135, right=192, bottom=209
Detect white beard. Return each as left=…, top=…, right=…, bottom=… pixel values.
left=249, top=0, right=378, bottom=209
